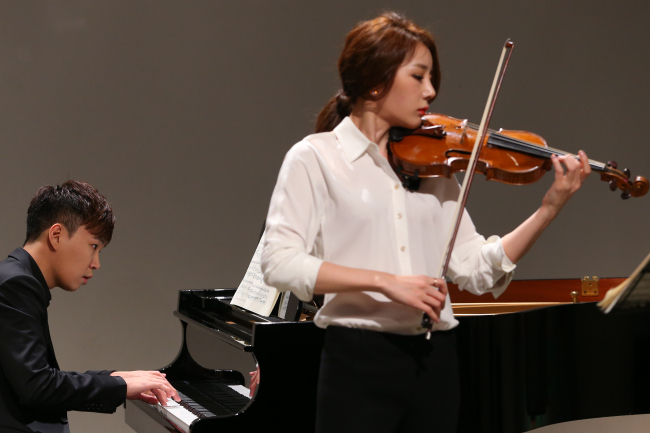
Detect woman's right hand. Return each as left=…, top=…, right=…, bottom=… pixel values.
left=380, top=275, right=447, bottom=323
left=249, top=367, right=260, bottom=397
left=314, top=263, right=448, bottom=322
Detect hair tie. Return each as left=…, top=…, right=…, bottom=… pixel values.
left=335, top=89, right=349, bottom=102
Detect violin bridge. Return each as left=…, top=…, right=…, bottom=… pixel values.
left=460, top=119, right=468, bottom=143
left=581, top=276, right=599, bottom=297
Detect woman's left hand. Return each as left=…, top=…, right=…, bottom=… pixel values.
left=541, top=150, right=591, bottom=216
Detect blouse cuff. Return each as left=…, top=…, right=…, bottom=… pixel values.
left=481, top=236, right=516, bottom=299
left=264, top=251, right=324, bottom=302
left=294, top=254, right=324, bottom=301
left=482, top=235, right=516, bottom=273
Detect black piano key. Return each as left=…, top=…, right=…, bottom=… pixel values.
left=169, top=380, right=250, bottom=418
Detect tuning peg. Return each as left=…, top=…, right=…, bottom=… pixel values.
left=607, top=160, right=618, bottom=169
left=621, top=190, right=631, bottom=199
left=623, top=168, right=631, bottom=178
left=609, top=180, right=617, bottom=191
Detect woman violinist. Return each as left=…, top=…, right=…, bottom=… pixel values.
left=261, top=12, right=590, bottom=433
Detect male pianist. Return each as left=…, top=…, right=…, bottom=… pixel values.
left=0, top=180, right=178, bottom=433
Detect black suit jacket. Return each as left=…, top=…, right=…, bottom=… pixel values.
left=0, top=248, right=126, bottom=432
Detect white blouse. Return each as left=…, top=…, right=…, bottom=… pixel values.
left=262, top=117, right=515, bottom=335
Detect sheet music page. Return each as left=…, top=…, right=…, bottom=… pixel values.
left=231, top=232, right=280, bottom=316
left=601, top=252, right=650, bottom=313
left=619, top=266, right=650, bottom=306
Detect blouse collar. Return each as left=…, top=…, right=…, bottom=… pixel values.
left=333, top=117, right=375, bottom=163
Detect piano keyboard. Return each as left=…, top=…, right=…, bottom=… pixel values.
left=154, top=381, right=251, bottom=433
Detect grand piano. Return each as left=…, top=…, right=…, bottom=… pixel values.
left=125, top=281, right=650, bottom=433
left=124, top=288, right=325, bottom=433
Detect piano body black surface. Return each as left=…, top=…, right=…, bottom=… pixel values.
left=455, top=302, right=650, bottom=432
left=125, top=289, right=324, bottom=433
left=125, top=287, right=650, bottom=433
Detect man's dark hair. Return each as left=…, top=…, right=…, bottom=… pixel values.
left=24, top=180, right=115, bottom=245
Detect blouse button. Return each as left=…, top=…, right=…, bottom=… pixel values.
left=400, top=246, right=406, bottom=252
left=394, top=184, right=399, bottom=190
left=397, top=213, right=402, bottom=219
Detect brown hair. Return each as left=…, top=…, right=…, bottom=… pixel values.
left=315, top=12, right=440, bottom=133
left=25, top=180, right=115, bottom=245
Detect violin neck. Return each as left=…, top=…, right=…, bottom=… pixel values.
left=487, top=132, right=607, bottom=172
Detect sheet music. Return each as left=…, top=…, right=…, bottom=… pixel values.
left=278, top=291, right=291, bottom=319
left=231, top=232, right=280, bottom=316
left=601, top=252, right=650, bottom=313
left=619, top=265, right=650, bottom=307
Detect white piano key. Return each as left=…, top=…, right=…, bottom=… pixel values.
left=152, top=385, right=250, bottom=432
left=228, top=385, right=251, bottom=398
left=152, top=399, right=197, bottom=433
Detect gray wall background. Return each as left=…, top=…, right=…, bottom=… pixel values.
left=1, top=1, right=649, bottom=432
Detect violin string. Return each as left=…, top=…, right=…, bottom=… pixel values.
left=467, top=122, right=576, bottom=156
left=466, top=123, right=607, bottom=170
left=466, top=123, right=580, bottom=156
left=491, top=134, right=607, bottom=171
left=467, top=122, right=605, bottom=167
left=467, top=123, right=571, bottom=156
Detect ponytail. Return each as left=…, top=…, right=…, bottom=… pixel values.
left=315, top=89, right=353, bottom=133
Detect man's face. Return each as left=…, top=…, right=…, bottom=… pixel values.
left=53, top=226, right=104, bottom=292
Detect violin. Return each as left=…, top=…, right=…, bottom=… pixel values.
left=405, top=41, right=648, bottom=338
left=389, top=113, right=649, bottom=199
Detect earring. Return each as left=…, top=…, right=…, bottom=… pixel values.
left=371, top=90, right=378, bottom=96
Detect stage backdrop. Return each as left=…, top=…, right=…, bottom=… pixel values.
left=1, top=1, right=648, bottom=432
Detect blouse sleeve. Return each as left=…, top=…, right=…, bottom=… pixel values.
left=448, top=225, right=516, bottom=299
left=422, top=177, right=516, bottom=298
left=261, top=140, right=326, bottom=301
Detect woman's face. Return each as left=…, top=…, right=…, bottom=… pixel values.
left=376, top=42, right=436, bottom=129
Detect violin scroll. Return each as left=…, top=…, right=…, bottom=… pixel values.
left=600, top=165, right=649, bottom=199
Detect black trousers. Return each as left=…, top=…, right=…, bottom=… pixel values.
left=315, top=326, right=460, bottom=433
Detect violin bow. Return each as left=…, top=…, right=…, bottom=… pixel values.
left=423, top=40, right=515, bottom=339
